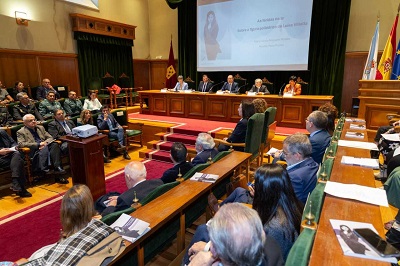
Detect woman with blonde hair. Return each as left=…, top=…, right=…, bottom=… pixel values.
left=78, top=109, right=93, bottom=126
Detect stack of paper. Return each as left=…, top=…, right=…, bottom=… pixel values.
left=190, top=172, right=219, bottom=183
left=350, top=124, right=366, bottom=129
left=110, top=213, right=150, bottom=243
left=338, top=140, right=378, bottom=151
left=330, top=219, right=397, bottom=263
left=381, top=133, right=400, bottom=142
left=345, top=118, right=366, bottom=123
left=341, top=156, right=379, bottom=169
left=345, top=132, right=364, bottom=139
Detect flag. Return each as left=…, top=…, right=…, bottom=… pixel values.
left=376, top=14, right=399, bottom=80
left=362, top=21, right=379, bottom=80
left=165, top=40, right=177, bottom=89
left=391, top=40, right=400, bottom=79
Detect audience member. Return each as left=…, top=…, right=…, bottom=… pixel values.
left=217, top=164, right=302, bottom=260
left=185, top=203, right=284, bottom=266
left=161, top=142, right=193, bottom=183
left=318, top=103, right=338, bottom=136
left=173, top=75, right=189, bottom=91
left=63, top=91, right=83, bottom=117
left=218, top=100, right=255, bottom=152
left=249, top=78, right=270, bottom=94
left=36, top=78, right=60, bottom=101
left=11, top=81, right=28, bottom=100
left=83, top=90, right=102, bottom=113
left=283, top=75, right=301, bottom=95
left=220, top=75, right=238, bottom=93
left=281, top=133, right=318, bottom=203
left=197, top=74, right=212, bottom=92
left=17, top=114, right=68, bottom=184
left=48, top=109, right=76, bottom=155
left=77, top=109, right=93, bottom=126
left=13, top=92, right=44, bottom=121
left=306, top=111, right=331, bottom=164
left=0, top=129, right=31, bottom=197
left=24, top=184, right=125, bottom=265
left=0, top=80, right=14, bottom=104
left=253, top=98, right=268, bottom=113
left=38, top=91, right=64, bottom=119
left=96, top=161, right=163, bottom=216
left=0, top=105, right=13, bottom=127
left=193, top=133, right=219, bottom=165
left=97, top=105, right=130, bottom=160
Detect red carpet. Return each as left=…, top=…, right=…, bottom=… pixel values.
left=0, top=160, right=172, bottom=262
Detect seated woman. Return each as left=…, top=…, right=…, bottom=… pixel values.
left=77, top=109, right=93, bottom=126
left=12, top=81, right=28, bottom=100
left=0, top=87, right=14, bottom=105
left=218, top=100, right=255, bottom=152
left=184, top=164, right=303, bottom=263
left=173, top=75, right=189, bottom=91
left=253, top=98, right=268, bottom=113
left=283, top=75, right=302, bottom=95
left=20, top=184, right=124, bottom=265
left=83, top=90, right=102, bottom=113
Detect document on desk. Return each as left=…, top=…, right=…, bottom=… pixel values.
left=338, top=140, right=378, bottom=151
left=349, top=124, right=366, bottom=129
left=381, top=133, right=400, bottom=142
left=341, top=156, right=379, bottom=169
left=344, top=132, right=364, bottom=139
left=345, top=118, right=366, bottom=123
left=324, top=181, right=388, bottom=207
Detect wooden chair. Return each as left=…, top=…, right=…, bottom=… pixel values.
left=285, top=228, right=316, bottom=266
left=112, top=109, right=143, bottom=148
left=182, top=163, right=211, bottom=181
left=101, top=73, right=116, bottom=109
left=261, top=107, right=277, bottom=163
left=87, top=77, right=110, bottom=107
left=233, top=74, right=247, bottom=88
left=184, top=76, right=196, bottom=90
left=115, top=73, right=133, bottom=107
left=133, top=181, right=180, bottom=208
left=296, top=77, right=309, bottom=95
left=262, top=77, right=274, bottom=94
left=101, top=206, right=136, bottom=226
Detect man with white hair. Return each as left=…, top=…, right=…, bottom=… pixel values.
left=98, top=161, right=163, bottom=216
left=186, top=203, right=283, bottom=266
left=192, top=133, right=219, bottom=166
left=249, top=78, right=270, bottom=94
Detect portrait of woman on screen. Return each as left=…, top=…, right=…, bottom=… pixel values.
left=204, top=11, right=221, bottom=60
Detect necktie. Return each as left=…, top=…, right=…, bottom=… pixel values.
left=229, top=84, right=232, bottom=92
left=203, top=83, right=206, bottom=92
left=63, top=122, right=71, bottom=134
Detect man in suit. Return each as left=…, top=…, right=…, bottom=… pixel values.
left=48, top=109, right=76, bottom=155
left=36, top=78, right=60, bottom=101
left=17, top=114, right=68, bottom=184
left=249, top=78, right=270, bottom=94
left=13, top=92, right=44, bottom=121
left=283, top=133, right=318, bottom=203
left=306, top=111, right=331, bottom=165
left=98, top=161, right=163, bottom=216
left=97, top=105, right=130, bottom=160
left=192, top=133, right=219, bottom=165
left=38, top=91, right=64, bottom=119
left=221, top=75, right=238, bottom=93
left=63, top=91, right=83, bottom=117
left=161, top=142, right=193, bottom=183
left=0, top=129, right=31, bottom=197
left=197, top=74, right=213, bottom=92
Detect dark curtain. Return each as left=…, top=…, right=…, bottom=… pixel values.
left=75, top=32, right=134, bottom=96
left=166, top=0, right=351, bottom=109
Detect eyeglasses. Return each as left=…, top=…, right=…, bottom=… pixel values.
left=27, top=119, right=37, bottom=122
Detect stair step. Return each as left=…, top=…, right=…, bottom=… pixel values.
left=159, top=133, right=197, bottom=145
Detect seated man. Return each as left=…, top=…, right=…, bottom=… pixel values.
left=161, top=142, right=193, bottom=183
left=220, top=75, right=238, bottom=93
left=306, top=110, right=331, bottom=165
left=17, top=114, right=68, bottom=184
left=36, top=78, right=60, bottom=101
left=197, top=74, right=212, bottom=92
left=0, top=129, right=31, bottom=197
left=63, top=91, right=83, bottom=117
left=96, top=161, right=163, bottom=216
left=249, top=78, right=270, bottom=94
left=185, top=203, right=283, bottom=266
left=48, top=109, right=76, bottom=155
left=282, top=133, right=318, bottom=203
left=192, top=133, right=219, bottom=166
left=97, top=105, right=130, bottom=160
left=13, top=92, right=44, bottom=122
left=0, top=105, right=13, bottom=127
left=38, top=91, right=64, bottom=120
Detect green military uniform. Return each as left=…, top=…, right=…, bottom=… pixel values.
left=63, top=98, right=83, bottom=117
left=0, top=106, right=13, bottom=126
left=13, top=103, right=44, bottom=121
left=39, top=100, right=64, bottom=119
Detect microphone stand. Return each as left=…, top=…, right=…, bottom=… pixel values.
left=209, top=81, right=224, bottom=93
left=278, top=83, right=285, bottom=96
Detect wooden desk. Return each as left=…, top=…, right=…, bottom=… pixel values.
left=110, top=151, right=251, bottom=266
left=139, top=90, right=333, bottom=128
left=309, top=122, right=388, bottom=265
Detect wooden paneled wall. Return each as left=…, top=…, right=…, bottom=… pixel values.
left=0, top=49, right=80, bottom=94
left=133, top=59, right=178, bottom=90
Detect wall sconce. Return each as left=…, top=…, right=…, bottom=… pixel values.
left=15, top=11, right=29, bottom=26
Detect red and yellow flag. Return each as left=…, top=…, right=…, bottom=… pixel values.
left=165, top=40, right=177, bottom=88
left=376, top=14, right=399, bottom=80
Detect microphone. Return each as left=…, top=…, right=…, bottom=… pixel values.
left=210, top=81, right=225, bottom=93
left=278, top=83, right=285, bottom=96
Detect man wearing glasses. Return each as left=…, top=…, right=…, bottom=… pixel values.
left=17, top=114, right=68, bottom=184
left=13, top=92, right=44, bottom=122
